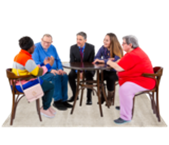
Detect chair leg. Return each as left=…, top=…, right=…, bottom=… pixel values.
left=132, top=97, right=135, bottom=119
left=156, top=90, right=161, bottom=122
left=10, top=95, right=15, bottom=125
left=80, top=88, right=84, bottom=106
left=148, top=93, right=156, bottom=114
left=13, top=95, right=23, bottom=120
left=36, top=99, right=42, bottom=122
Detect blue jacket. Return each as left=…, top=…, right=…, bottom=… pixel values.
left=32, top=42, right=63, bottom=70
left=94, top=46, right=120, bottom=71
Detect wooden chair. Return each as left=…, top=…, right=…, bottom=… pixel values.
left=6, top=68, right=42, bottom=125
left=132, top=66, right=163, bottom=122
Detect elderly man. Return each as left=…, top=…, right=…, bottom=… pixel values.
left=68, top=32, right=95, bottom=105
left=32, top=34, right=72, bottom=110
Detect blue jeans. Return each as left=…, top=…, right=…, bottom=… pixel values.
left=40, top=72, right=68, bottom=102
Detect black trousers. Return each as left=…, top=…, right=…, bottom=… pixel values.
left=100, top=70, right=118, bottom=91
left=68, top=70, right=94, bottom=98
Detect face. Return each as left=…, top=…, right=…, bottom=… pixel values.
left=41, top=36, right=53, bottom=49
left=122, top=39, right=132, bottom=52
left=103, top=35, right=111, bottom=48
left=76, top=35, right=86, bottom=47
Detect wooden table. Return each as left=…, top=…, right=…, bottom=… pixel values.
left=62, top=62, right=111, bottom=117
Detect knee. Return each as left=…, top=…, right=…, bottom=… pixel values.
left=53, top=74, right=61, bottom=81
left=62, top=74, right=68, bottom=81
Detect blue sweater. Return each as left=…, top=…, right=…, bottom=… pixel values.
left=32, top=42, right=63, bottom=70
left=94, top=46, right=120, bottom=71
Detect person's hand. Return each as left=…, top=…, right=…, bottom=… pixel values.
left=49, top=56, right=54, bottom=66
left=43, top=57, right=50, bottom=65
left=92, top=59, right=102, bottom=64
left=107, top=60, right=112, bottom=65
left=108, top=58, right=115, bottom=61
left=58, top=70, right=67, bottom=75
left=50, top=69, right=60, bottom=75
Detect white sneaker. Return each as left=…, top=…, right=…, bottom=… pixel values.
left=40, top=112, right=55, bottom=118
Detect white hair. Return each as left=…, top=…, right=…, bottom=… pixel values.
left=121, top=34, right=140, bottom=48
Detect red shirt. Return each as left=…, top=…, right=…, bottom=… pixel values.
left=117, top=47, right=155, bottom=90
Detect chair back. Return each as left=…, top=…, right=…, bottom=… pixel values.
left=153, top=66, right=163, bottom=90
left=6, top=68, right=32, bottom=94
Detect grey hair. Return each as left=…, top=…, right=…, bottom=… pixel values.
left=122, top=35, right=139, bottom=48
left=77, top=32, right=87, bottom=40
left=42, top=34, right=53, bottom=40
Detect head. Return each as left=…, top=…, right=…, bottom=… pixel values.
left=76, top=32, right=87, bottom=47
left=104, top=33, right=123, bottom=58
left=122, top=35, right=139, bottom=52
left=19, top=36, right=35, bottom=54
left=41, top=34, right=53, bottom=49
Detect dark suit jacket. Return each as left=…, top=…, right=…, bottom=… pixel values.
left=70, top=43, right=95, bottom=75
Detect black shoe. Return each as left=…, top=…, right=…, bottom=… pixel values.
left=86, top=96, right=92, bottom=105
left=62, top=101, right=73, bottom=108
left=115, top=106, right=120, bottom=110
left=68, top=96, right=79, bottom=102
left=53, top=100, right=67, bottom=110
left=114, top=118, right=131, bottom=124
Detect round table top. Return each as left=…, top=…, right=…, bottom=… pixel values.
left=62, top=62, right=111, bottom=71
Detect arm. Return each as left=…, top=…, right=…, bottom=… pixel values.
left=107, top=60, right=124, bottom=72
left=25, top=59, right=52, bottom=77
left=70, top=46, right=75, bottom=62
left=69, top=46, right=78, bottom=73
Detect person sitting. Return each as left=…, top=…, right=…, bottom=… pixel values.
left=32, top=34, right=72, bottom=110
left=12, top=36, right=56, bottom=118
left=93, top=33, right=123, bottom=106
left=68, top=32, right=95, bottom=105
left=106, top=35, right=156, bottom=124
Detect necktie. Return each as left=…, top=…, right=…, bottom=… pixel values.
left=80, top=47, right=83, bottom=62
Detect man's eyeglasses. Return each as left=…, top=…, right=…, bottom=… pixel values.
left=42, top=39, right=52, bottom=44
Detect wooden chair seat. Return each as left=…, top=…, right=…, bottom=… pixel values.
left=6, top=68, right=42, bottom=125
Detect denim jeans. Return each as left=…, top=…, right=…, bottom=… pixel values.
left=40, top=72, right=68, bottom=102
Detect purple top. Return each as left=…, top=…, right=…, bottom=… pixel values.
left=94, top=46, right=120, bottom=71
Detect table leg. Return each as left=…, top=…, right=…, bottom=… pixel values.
left=80, top=70, right=85, bottom=106
left=101, top=70, right=109, bottom=108
left=97, top=70, right=103, bottom=117
left=71, top=70, right=80, bottom=114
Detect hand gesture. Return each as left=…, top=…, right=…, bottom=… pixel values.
left=50, top=69, right=60, bottom=75
left=49, top=56, right=54, bottom=67
left=92, top=59, right=101, bottom=64
left=108, top=58, right=115, bottom=61
left=43, top=57, right=50, bottom=65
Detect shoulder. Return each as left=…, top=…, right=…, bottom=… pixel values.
left=86, top=43, right=94, bottom=49
left=35, top=41, right=41, bottom=47
left=70, top=44, right=77, bottom=48
left=86, top=43, right=96, bottom=51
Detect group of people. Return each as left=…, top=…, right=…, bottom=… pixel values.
left=11, top=32, right=156, bottom=124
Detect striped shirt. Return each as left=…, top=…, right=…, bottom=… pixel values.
left=12, top=49, right=51, bottom=92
